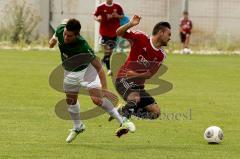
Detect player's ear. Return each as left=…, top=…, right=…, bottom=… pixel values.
left=158, top=30, right=164, bottom=36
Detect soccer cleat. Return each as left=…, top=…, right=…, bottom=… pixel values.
left=115, top=119, right=136, bottom=138
left=181, top=48, right=192, bottom=54
left=115, top=126, right=129, bottom=138
left=107, top=70, right=113, bottom=76
left=108, top=103, right=123, bottom=122
left=66, top=124, right=86, bottom=143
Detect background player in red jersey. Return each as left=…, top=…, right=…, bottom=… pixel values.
left=179, top=11, right=193, bottom=54
left=93, top=0, right=124, bottom=75
left=112, top=15, right=171, bottom=121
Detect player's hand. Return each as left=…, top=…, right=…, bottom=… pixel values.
left=97, top=15, right=102, bottom=22
left=181, top=31, right=186, bottom=35
left=112, top=12, right=119, bottom=18
left=129, top=15, right=141, bottom=27
left=49, top=38, right=57, bottom=48
left=141, top=70, right=152, bottom=79
left=107, top=14, right=113, bottom=20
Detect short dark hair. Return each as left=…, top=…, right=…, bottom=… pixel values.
left=152, top=22, right=171, bottom=35
left=183, top=11, right=189, bottom=15
left=66, top=18, right=81, bottom=35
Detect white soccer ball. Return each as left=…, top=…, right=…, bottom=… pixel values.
left=204, top=126, right=224, bottom=144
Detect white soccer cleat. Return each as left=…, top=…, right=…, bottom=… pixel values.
left=188, top=48, right=193, bottom=54
left=124, top=120, right=136, bottom=133
left=66, top=124, right=86, bottom=143
left=182, top=48, right=192, bottom=54
left=115, top=118, right=136, bottom=138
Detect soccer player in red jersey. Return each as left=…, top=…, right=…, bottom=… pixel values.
left=179, top=11, right=193, bottom=53
left=94, top=0, right=124, bottom=75
left=113, top=15, right=171, bottom=121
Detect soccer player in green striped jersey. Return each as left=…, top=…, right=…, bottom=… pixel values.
left=49, top=19, right=135, bottom=143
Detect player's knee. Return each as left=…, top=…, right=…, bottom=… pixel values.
left=66, top=98, right=77, bottom=105
left=91, top=97, right=102, bottom=106
left=66, top=93, right=78, bottom=105
left=149, top=105, right=161, bottom=119
left=152, top=109, right=161, bottom=119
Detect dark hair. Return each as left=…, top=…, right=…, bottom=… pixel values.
left=66, top=18, right=81, bottom=35
left=152, top=22, right=171, bottom=35
left=183, top=11, right=189, bottom=15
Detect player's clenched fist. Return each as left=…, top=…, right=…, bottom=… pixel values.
left=129, top=15, right=142, bottom=27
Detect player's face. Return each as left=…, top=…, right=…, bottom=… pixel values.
left=184, top=14, right=189, bottom=19
left=159, top=28, right=171, bottom=46
left=106, top=0, right=113, bottom=5
left=63, top=28, right=77, bottom=44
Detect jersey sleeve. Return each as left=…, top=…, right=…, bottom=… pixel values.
left=179, top=18, right=183, bottom=27
left=55, top=24, right=65, bottom=39
left=190, top=20, right=193, bottom=29
left=122, top=30, right=142, bottom=42
left=94, top=6, right=101, bottom=16
left=50, top=33, right=58, bottom=41
left=117, top=4, right=124, bottom=15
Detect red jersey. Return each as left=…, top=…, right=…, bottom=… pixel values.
left=94, top=2, right=123, bottom=37
left=117, top=30, right=166, bottom=86
left=180, top=18, right=192, bottom=33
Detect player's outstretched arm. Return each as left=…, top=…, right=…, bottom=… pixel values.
left=91, top=57, right=107, bottom=90
left=91, top=57, right=118, bottom=101
left=116, top=15, right=141, bottom=37
left=49, top=34, right=57, bottom=48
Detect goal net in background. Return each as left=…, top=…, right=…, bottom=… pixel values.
left=49, top=0, right=240, bottom=52
left=94, top=0, right=183, bottom=52
left=1, top=0, right=240, bottom=52
left=49, top=0, right=184, bottom=52
left=189, top=0, right=240, bottom=50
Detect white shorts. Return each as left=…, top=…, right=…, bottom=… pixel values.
left=63, top=64, right=101, bottom=92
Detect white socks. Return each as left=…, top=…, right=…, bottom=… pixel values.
left=68, top=98, right=124, bottom=129
left=101, top=98, right=123, bottom=124
left=68, top=101, right=82, bottom=130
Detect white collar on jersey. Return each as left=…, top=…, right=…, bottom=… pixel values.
left=150, top=36, right=161, bottom=51
left=104, top=2, right=114, bottom=7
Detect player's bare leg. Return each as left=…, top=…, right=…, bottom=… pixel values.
left=121, top=92, right=141, bottom=118
left=66, top=92, right=85, bottom=143
left=88, top=88, right=135, bottom=137
left=88, top=88, right=123, bottom=124
left=183, top=34, right=192, bottom=54
left=121, top=92, right=160, bottom=120
left=102, top=45, right=113, bottom=76
left=109, top=92, right=141, bottom=121
left=184, top=34, right=190, bottom=49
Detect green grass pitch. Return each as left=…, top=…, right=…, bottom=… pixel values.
left=0, top=49, right=240, bottom=159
